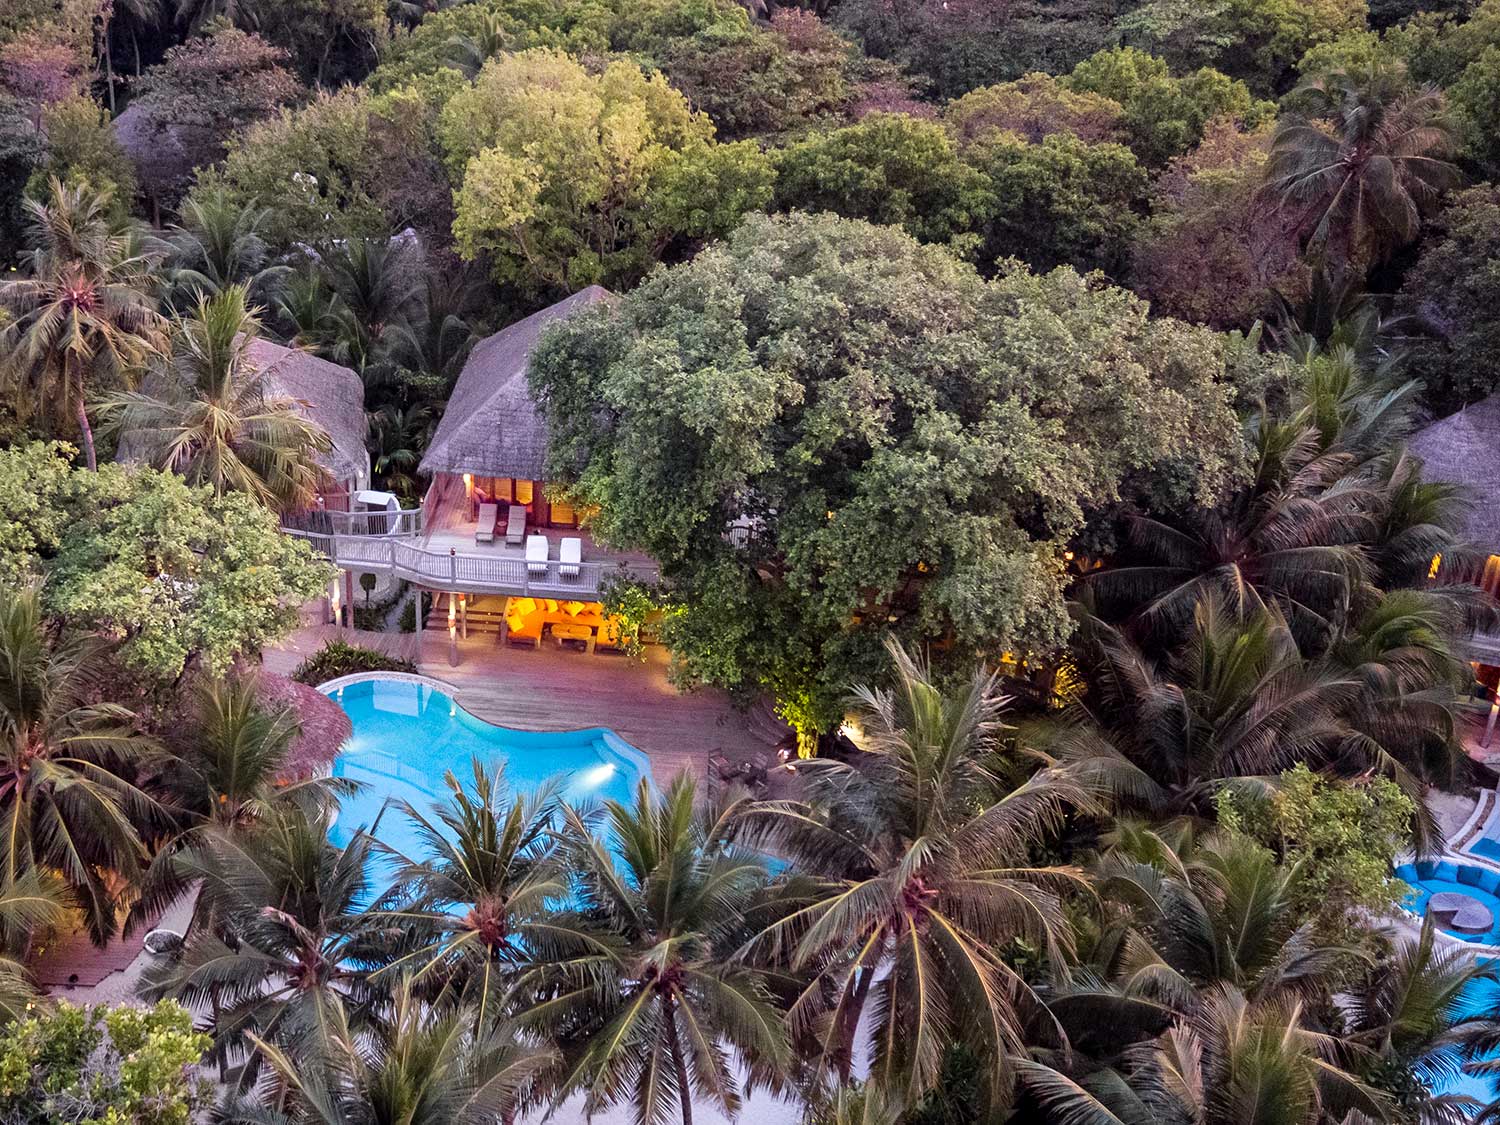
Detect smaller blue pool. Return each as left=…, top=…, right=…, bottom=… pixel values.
left=1471, top=836, right=1500, bottom=864
left=324, top=677, right=650, bottom=860
left=1396, top=860, right=1500, bottom=946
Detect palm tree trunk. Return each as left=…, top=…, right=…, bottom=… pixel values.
left=104, top=21, right=115, bottom=114
left=75, top=396, right=99, bottom=472
left=839, top=965, right=876, bottom=1083
left=663, top=994, right=693, bottom=1125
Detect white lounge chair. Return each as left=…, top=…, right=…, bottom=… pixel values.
left=560, top=536, right=582, bottom=580
left=504, top=504, right=526, bottom=545
left=526, top=534, right=549, bottom=577
left=475, top=502, right=498, bottom=543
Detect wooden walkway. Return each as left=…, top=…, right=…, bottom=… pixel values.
left=415, top=631, right=774, bottom=786
left=262, top=614, right=783, bottom=787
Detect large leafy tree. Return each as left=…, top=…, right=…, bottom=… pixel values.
left=733, top=641, right=1093, bottom=1112
left=443, top=48, right=774, bottom=292
left=529, top=211, right=1264, bottom=732
left=0, top=583, right=161, bottom=945
left=0, top=177, right=163, bottom=471
left=525, top=776, right=789, bottom=1125
left=99, top=285, right=333, bottom=512
left=0, top=442, right=333, bottom=680
left=1262, top=63, right=1461, bottom=272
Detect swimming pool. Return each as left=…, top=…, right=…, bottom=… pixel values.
left=321, top=675, right=650, bottom=859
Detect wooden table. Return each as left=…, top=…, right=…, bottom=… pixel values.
left=1430, top=891, right=1495, bottom=935
left=552, top=622, right=594, bottom=654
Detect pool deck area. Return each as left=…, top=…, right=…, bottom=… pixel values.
left=261, top=615, right=787, bottom=788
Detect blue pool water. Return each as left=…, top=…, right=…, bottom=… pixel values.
left=1472, top=836, right=1500, bottom=864
left=323, top=677, right=649, bottom=859
left=1396, top=860, right=1500, bottom=1106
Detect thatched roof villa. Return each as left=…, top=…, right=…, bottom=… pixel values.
left=1409, top=396, right=1500, bottom=555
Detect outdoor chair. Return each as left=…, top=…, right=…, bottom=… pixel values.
left=560, top=536, right=582, bottom=580
left=504, top=504, right=526, bottom=545
left=475, top=502, right=498, bottom=543
left=526, top=534, right=549, bottom=577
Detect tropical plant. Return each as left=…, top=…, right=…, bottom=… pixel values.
left=290, top=639, right=417, bottom=685
left=98, top=285, right=333, bottom=512
left=131, top=671, right=339, bottom=931
left=370, top=763, right=571, bottom=1031
left=732, top=640, right=1094, bottom=1112
left=0, top=583, right=160, bottom=946
left=525, top=775, right=790, bottom=1125
left=318, top=237, right=423, bottom=374
left=139, top=807, right=387, bottom=1090
left=154, top=188, right=292, bottom=311
left=368, top=405, right=431, bottom=501
left=1263, top=63, right=1461, bottom=270
left=0, top=177, right=164, bottom=471
left=234, top=982, right=556, bottom=1125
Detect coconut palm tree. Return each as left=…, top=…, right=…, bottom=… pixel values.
left=1024, top=984, right=1393, bottom=1125
left=522, top=776, right=790, bottom=1125
left=368, top=405, right=432, bottom=501
left=731, top=640, right=1095, bottom=1113
left=130, top=671, right=343, bottom=932
left=368, top=763, right=574, bottom=1031
left=0, top=584, right=161, bottom=946
left=319, top=238, right=423, bottom=375
left=155, top=188, right=291, bottom=312
left=0, top=177, right=164, bottom=471
left=98, top=285, right=333, bottom=512
left=0, top=868, right=71, bottom=1018
left=228, top=981, right=557, bottom=1125
left=140, top=806, right=388, bottom=1089
left=1263, top=62, right=1461, bottom=270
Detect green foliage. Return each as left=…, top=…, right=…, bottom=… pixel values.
left=291, top=637, right=418, bottom=684
left=25, top=95, right=136, bottom=209
left=1116, top=0, right=1368, bottom=93
left=0, top=442, right=333, bottom=680
left=1449, top=45, right=1500, bottom=174
left=0, top=1001, right=212, bottom=1124
left=966, top=131, right=1148, bottom=274
left=1216, top=764, right=1416, bottom=940
left=945, top=71, right=1127, bottom=147
left=530, top=212, right=1256, bottom=727
left=1064, top=47, right=1275, bottom=165
left=773, top=113, right=994, bottom=250
left=1399, top=184, right=1500, bottom=411
left=446, top=49, right=764, bottom=291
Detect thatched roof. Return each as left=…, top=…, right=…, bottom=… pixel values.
left=419, top=286, right=614, bottom=480
left=117, top=337, right=369, bottom=488
left=256, top=672, right=353, bottom=780
left=1408, top=398, right=1500, bottom=550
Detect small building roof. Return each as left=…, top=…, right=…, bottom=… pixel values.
left=117, top=337, right=369, bottom=489
left=419, top=286, right=614, bottom=480
left=1408, top=397, right=1500, bottom=550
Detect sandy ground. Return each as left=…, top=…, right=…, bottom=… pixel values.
left=1430, top=787, right=1481, bottom=846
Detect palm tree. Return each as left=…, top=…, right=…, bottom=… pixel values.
left=1263, top=62, right=1461, bottom=270
left=369, top=762, right=573, bottom=1031
left=0, top=869, right=71, bottom=1018
left=131, top=671, right=341, bottom=931
left=231, top=982, right=556, bottom=1125
left=732, top=640, right=1095, bottom=1112
left=319, top=238, right=422, bottom=375
left=369, top=405, right=432, bottom=501
left=98, top=285, right=333, bottom=512
left=1025, top=984, right=1393, bottom=1125
left=523, top=776, right=790, bottom=1125
left=446, top=13, right=509, bottom=78
left=0, top=177, right=164, bottom=471
left=140, top=806, right=387, bottom=1089
left=155, top=189, right=291, bottom=312
left=0, top=584, right=161, bottom=946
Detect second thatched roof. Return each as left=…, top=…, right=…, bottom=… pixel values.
left=419, top=286, right=614, bottom=480
left=1408, top=397, right=1500, bottom=551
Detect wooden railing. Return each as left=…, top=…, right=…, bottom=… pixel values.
left=282, top=507, right=424, bottom=538
left=285, top=529, right=658, bottom=598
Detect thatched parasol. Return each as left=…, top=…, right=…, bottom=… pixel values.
left=256, top=672, right=353, bottom=780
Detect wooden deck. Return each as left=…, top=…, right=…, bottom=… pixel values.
left=414, top=630, right=776, bottom=786
left=261, top=612, right=784, bottom=787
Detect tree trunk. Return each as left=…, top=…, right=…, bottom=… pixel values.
left=75, top=393, right=98, bottom=472
left=104, top=21, right=115, bottom=113
left=663, top=994, right=694, bottom=1125
left=839, top=965, right=877, bottom=1083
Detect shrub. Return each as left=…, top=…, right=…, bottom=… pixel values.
left=291, top=639, right=417, bottom=685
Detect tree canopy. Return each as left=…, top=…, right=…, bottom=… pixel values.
left=530, top=211, right=1269, bottom=730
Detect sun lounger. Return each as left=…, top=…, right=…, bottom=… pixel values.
left=504, top=504, right=526, bottom=546
left=526, top=534, right=549, bottom=577
left=560, top=536, right=581, bottom=580
left=475, top=502, right=498, bottom=543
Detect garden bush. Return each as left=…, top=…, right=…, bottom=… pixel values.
left=291, top=638, right=417, bottom=685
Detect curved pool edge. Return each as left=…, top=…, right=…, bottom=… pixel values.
left=1395, top=858, right=1500, bottom=957
left=317, top=671, right=657, bottom=792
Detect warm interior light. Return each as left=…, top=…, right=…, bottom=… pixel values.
left=1429, top=553, right=1442, bottom=579
left=463, top=473, right=474, bottom=495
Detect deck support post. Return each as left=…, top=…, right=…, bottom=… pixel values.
left=459, top=593, right=468, bottom=639
left=447, top=593, right=459, bottom=667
